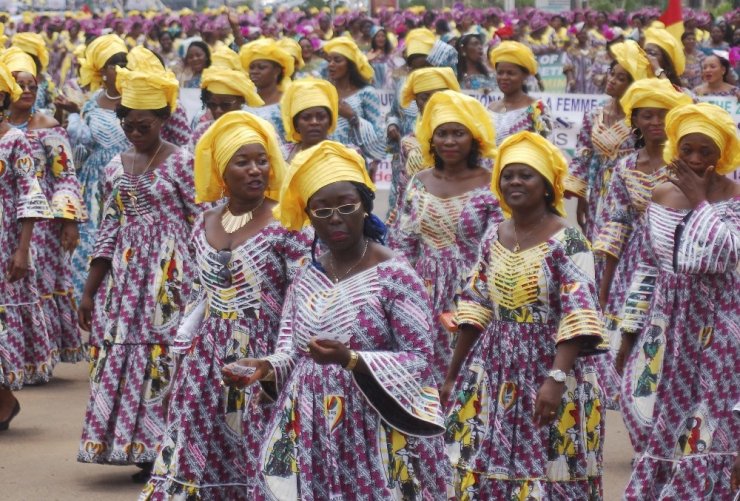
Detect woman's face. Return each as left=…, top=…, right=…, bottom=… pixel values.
left=186, top=45, right=207, bottom=74
left=677, top=132, right=721, bottom=174
left=249, top=59, right=281, bottom=89
left=495, top=62, right=527, bottom=95
left=414, top=89, right=444, bottom=114
left=13, top=72, right=37, bottom=110
left=205, top=93, right=245, bottom=120
left=463, top=36, right=484, bottom=63
left=103, top=53, right=127, bottom=88
left=327, top=53, right=349, bottom=81
left=605, top=63, right=632, bottom=98
left=710, top=25, right=724, bottom=43
left=307, top=181, right=365, bottom=251
left=633, top=107, right=668, bottom=143
left=373, top=30, right=387, bottom=49
left=222, top=143, right=270, bottom=201
left=702, top=55, right=726, bottom=84
left=596, top=12, right=607, bottom=26
left=645, top=43, right=667, bottom=68
left=120, top=110, right=164, bottom=151
left=683, top=33, right=697, bottom=51
left=299, top=39, right=314, bottom=60
left=160, top=33, right=173, bottom=52
left=295, top=106, right=332, bottom=146
left=407, top=54, right=429, bottom=70
left=576, top=29, right=589, bottom=44
left=432, top=122, right=473, bottom=166
left=499, top=163, right=549, bottom=213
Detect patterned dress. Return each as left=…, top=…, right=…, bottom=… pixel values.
left=385, top=133, right=423, bottom=225
left=330, top=86, right=387, bottom=164
left=562, top=46, right=611, bottom=94
left=591, top=153, right=666, bottom=409
left=447, top=226, right=607, bottom=500
left=682, top=50, right=705, bottom=90
left=0, top=128, right=53, bottom=389
left=142, top=218, right=310, bottom=499
left=488, top=99, right=553, bottom=146
left=24, top=125, right=85, bottom=364
left=161, top=103, right=194, bottom=149
left=244, top=103, right=286, bottom=145
left=619, top=199, right=739, bottom=499
left=78, top=148, right=203, bottom=465
left=388, top=177, right=503, bottom=384
left=458, top=73, right=497, bottom=92
left=256, top=258, right=451, bottom=500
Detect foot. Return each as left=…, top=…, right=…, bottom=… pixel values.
left=0, top=398, right=20, bottom=432
left=131, top=463, right=153, bottom=484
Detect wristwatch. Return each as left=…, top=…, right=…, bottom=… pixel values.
left=655, top=68, right=666, bottom=78
left=547, top=369, right=567, bottom=383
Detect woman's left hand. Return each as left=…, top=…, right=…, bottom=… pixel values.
left=60, top=220, right=80, bottom=253
left=307, top=337, right=351, bottom=367
left=533, top=378, right=565, bottom=428
left=338, top=100, right=356, bottom=120
left=7, top=247, right=30, bottom=283
left=668, top=158, right=714, bottom=207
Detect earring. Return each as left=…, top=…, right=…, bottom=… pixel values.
left=631, top=127, right=643, bottom=142
left=102, top=75, right=108, bottom=82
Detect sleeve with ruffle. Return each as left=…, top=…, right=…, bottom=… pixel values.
left=276, top=228, right=314, bottom=283
left=593, top=159, right=634, bottom=259
left=455, top=225, right=496, bottom=331
left=674, top=200, right=740, bottom=274
left=262, top=279, right=302, bottom=398
left=11, top=132, right=52, bottom=220
left=565, top=108, right=594, bottom=199
left=350, top=86, right=387, bottom=161
left=41, top=126, right=84, bottom=221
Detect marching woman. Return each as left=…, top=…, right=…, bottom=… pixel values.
left=617, top=103, right=739, bottom=499
left=3, top=47, right=85, bottom=364
left=77, top=60, right=202, bottom=481
left=223, top=141, right=451, bottom=499
left=0, top=60, right=53, bottom=430
left=142, top=111, right=310, bottom=499
left=644, top=27, right=686, bottom=90
left=443, top=131, right=607, bottom=500
left=388, top=90, right=502, bottom=384
left=11, top=32, right=55, bottom=114
left=280, top=77, right=339, bottom=163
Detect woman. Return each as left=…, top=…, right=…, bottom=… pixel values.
left=0, top=60, right=53, bottom=431
left=239, top=38, right=294, bottom=143
left=280, top=77, right=338, bottom=162
left=388, top=90, right=502, bottom=385
left=563, top=23, right=614, bottom=94
left=142, top=112, right=310, bottom=499
left=680, top=30, right=705, bottom=89
left=701, top=24, right=730, bottom=52
left=455, top=34, right=495, bottom=92
left=295, top=36, right=326, bottom=79
left=487, top=41, right=553, bottom=146
left=367, top=26, right=397, bottom=91
left=566, top=40, right=651, bottom=246
left=443, top=131, right=607, bottom=500
left=593, top=79, right=691, bottom=410
left=3, top=48, right=85, bottom=364
left=77, top=62, right=202, bottom=480
left=644, top=27, right=686, bottom=89
left=177, top=40, right=211, bottom=89
left=617, top=103, right=739, bottom=499
left=323, top=37, right=386, bottom=168
left=223, top=140, right=450, bottom=499
left=694, top=54, right=739, bottom=98
left=276, top=38, right=304, bottom=79
left=11, top=32, right=55, bottom=114
left=66, top=34, right=129, bottom=302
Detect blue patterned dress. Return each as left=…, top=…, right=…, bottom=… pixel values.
left=244, top=103, right=286, bottom=145
left=330, top=86, right=387, bottom=165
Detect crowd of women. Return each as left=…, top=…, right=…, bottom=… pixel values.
left=0, top=5, right=738, bottom=501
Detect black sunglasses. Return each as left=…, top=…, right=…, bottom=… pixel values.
left=205, top=99, right=239, bottom=111
left=215, top=249, right=232, bottom=287
left=120, top=119, right=159, bottom=135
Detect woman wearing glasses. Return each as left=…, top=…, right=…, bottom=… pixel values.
left=77, top=63, right=202, bottom=480
left=142, top=111, right=311, bottom=499
left=222, top=141, right=450, bottom=499
left=2, top=48, right=85, bottom=366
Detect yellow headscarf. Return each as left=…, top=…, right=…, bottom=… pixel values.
left=210, top=45, right=242, bottom=71
left=79, top=34, right=128, bottom=91
left=405, top=28, right=435, bottom=58
left=194, top=111, right=285, bottom=203
left=645, top=27, right=686, bottom=76
left=488, top=41, right=537, bottom=76
left=277, top=38, right=305, bottom=70
left=663, top=103, right=740, bottom=175
left=0, top=60, right=22, bottom=103
left=239, top=39, right=294, bottom=91
left=280, top=77, right=338, bottom=143
left=400, top=67, right=460, bottom=108
left=323, top=37, right=374, bottom=83
left=493, top=131, right=567, bottom=217
left=274, top=140, right=374, bottom=230
left=115, top=66, right=179, bottom=112
left=1, top=47, right=37, bottom=77
left=11, top=33, right=48, bottom=71
left=201, top=67, right=264, bottom=106
left=620, top=78, right=692, bottom=127
left=416, top=90, right=497, bottom=167
left=126, top=45, right=165, bottom=72
left=608, top=40, right=653, bottom=82
left=0, top=23, right=8, bottom=48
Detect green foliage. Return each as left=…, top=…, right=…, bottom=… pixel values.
left=711, top=1, right=733, bottom=17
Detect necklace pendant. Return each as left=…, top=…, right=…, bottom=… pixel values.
left=128, top=190, right=138, bottom=204
left=513, top=243, right=520, bottom=253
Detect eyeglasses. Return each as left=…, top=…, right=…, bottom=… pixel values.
left=309, top=202, right=362, bottom=219
left=120, top=119, right=159, bottom=135
left=205, top=100, right=239, bottom=111
left=215, top=249, right=232, bottom=287
left=18, top=83, right=38, bottom=92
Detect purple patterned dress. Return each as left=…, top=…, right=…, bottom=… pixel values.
left=488, top=99, right=553, bottom=146
left=446, top=225, right=607, bottom=500
left=0, top=128, right=53, bottom=389
left=142, top=218, right=311, bottom=499
left=78, top=148, right=203, bottom=465
left=619, top=199, right=739, bottom=499
left=256, top=258, right=451, bottom=500
left=160, top=103, right=194, bottom=148
left=25, top=125, right=85, bottom=364
left=388, top=176, right=503, bottom=384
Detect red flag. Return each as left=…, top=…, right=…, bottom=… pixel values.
left=659, top=0, right=684, bottom=39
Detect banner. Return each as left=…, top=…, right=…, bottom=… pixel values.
left=536, top=53, right=567, bottom=93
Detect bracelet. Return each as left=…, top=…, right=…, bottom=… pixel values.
left=344, top=350, right=359, bottom=371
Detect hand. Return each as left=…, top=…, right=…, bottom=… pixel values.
left=647, top=55, right=662, bottom=75
left=576, top=196, right=588, bottom=231
left=338, top=100, right=355, bottom=120
left=54, top=94, right=80, bottom=114
left=221, top=358, right=271, bottom=389
left=731, top=453, right=740, bottom=491
left=78, top=292, right=94, bottom=331
left=440, top=379, right=455, bottom=407
left=307, top=337, right=351, bottom=367
left=668, top=159, right=714, bottom=208
left=7, top=247, right=30, bottom=283
left=615, top=332, right=636, bottom=376
left=226, top=9, right=239, bottom=27
left=533, top=377, right=565, bottom=428
left=387, top=124, right=401, bottom=143
left=60, top=220, right=80, bottom=253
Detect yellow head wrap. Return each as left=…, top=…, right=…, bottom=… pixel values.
left=280, top=77, right=338, bottom=143
left=11, top=33, right=48, bottom=71
left=405, top=28, right=435, bottom=58
left=194, top=111, right=285, bottom=203
left=0, top=60, right=22, bottom=103
left=126, top=45, right=165, bottom=72
left=274, top=140, right=374, bottom=230
left=277, top=38, right=305, bottom=70
left=239, top=39, right=295, bottom=91
left=645, top=27, right=686, bottom=76
left=323, top=37, right=374, bottom=83
left=115, top=66, right=179, bottom=112
left=663, top=103, right=740, bottom=175
left=400, top=67, right=460, bottom=108
left=1, top=47, right=37, bottom=78
left=489, top=41, right=537, bottom=75
left=201, top=67, right=264, bottom=106
left=493, top=131, right=567, bottom=217
left=416, top=90, right=497, bottom=167
left=79, top=34, right=128, bottom=91
left=0, top=23, right=7, bottom=47
left=620, top=78, right=692, bottom=127
left=210, top=46, right=242, bottom=71
left=609, top=40, right=653, bottom=82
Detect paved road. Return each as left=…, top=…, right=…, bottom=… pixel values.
left=1, top=362, right=634, bottom=500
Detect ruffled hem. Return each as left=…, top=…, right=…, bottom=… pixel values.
left=142, top=475, right=255, bottom=501
left=0, top=301, right=54, bottom=389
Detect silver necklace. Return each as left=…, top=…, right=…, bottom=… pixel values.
left=128, top=141, right=164, bottom=212
left=104, top=88, right=121, bottom=100
left=512, top=214, right=547, bottom=253
left=328, top=239, right=369, bottom=283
